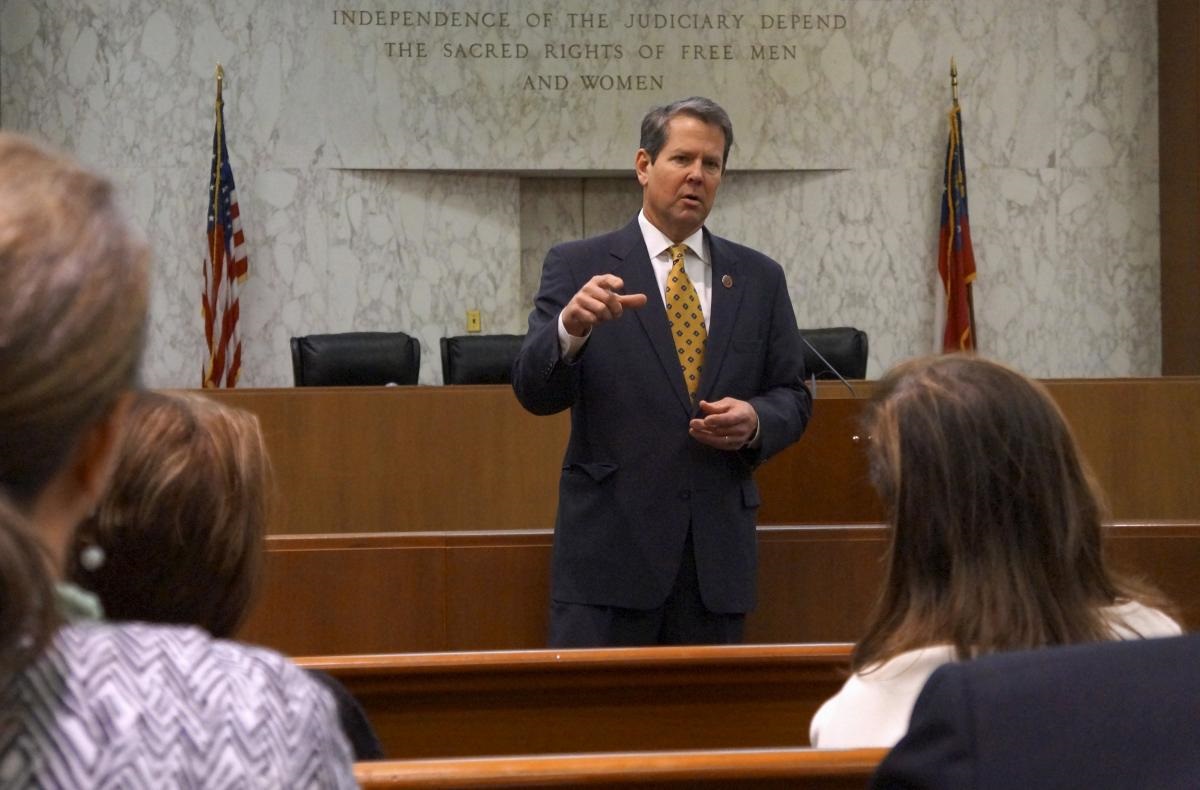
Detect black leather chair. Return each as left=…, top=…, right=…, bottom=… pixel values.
left=440, top=334, right=525, bottom=385
left=290, top=331, right=421, bottom=386
left=798, top=327, right=869, bottom=380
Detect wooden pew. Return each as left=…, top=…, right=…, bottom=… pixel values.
left=353, top=747, right=888, bottom=789
left=242, top=521, right=1200, bottom=656
left=296, top=643, right=853, bottom=760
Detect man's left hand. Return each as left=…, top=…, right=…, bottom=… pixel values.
left=689, top=398, right=758, bottom=450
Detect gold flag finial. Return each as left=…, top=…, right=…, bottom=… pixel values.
left=215, top=63, right=224, bottom=106
left=950, top=57, right=959, bottom=104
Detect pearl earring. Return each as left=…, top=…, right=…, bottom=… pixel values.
left=79, top=544, right=106, bottom=572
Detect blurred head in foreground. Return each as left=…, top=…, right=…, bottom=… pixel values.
left=0, top=131, right=149, bottom=677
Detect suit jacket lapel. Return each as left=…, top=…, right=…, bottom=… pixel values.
left=610, top=219, right=694, bottom=415
left=697, top=231, right=744, bottom=404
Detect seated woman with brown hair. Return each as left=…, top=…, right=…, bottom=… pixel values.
left=810, top=355, right=1180, bottom=749
left=69, top=392, right=266, bottom=636
left=69, top=390, right=384, bottom=760
left=0, top=132, right=354, bottom=786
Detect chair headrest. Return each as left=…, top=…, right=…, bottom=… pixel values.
left=798, top=327, right=869, bottom=380
left=440, top=334, right=525, bottom=385
left=291, top=332, right=420, bottom=386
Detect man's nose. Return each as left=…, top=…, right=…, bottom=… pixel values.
left=685, top=160, right=703, bottom=182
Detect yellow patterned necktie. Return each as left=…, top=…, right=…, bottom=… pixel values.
left=665, top=243, right=707, bottom=399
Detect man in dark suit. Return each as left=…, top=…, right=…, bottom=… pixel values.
left=512, top=96, right=811, bottom=647
left=872, top=634, right=1200, bottom=789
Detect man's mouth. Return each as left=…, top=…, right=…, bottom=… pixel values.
left=680, top=194, right=702, bottom=208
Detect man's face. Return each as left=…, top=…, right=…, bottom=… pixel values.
left=636, top=114, right=725, bottom=243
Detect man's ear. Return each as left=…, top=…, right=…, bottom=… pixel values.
left=69, top=391, right=134, bottom=508
left=635, top=148, right=651, bottom=186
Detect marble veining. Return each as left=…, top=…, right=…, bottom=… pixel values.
left=0, top=0, right=1162, bottom=385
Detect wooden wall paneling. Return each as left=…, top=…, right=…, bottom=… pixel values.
left=200, top=379, right=1200, bottom=538
left=1159, top=0, right=1200, bottom=374
left=444, top=532, right=553, bottom=650
left=207, top=387, right=568, bottom=534
left=242, top=523, right=1199, bottom=657
left=1107, top=521, right=1200, bottom=630
left=241, top=534, right=450, bottom=655
left=750, top=526, right=887, bottom=644
left=1041, top=379, right=1200, bottom=520
left=756, top=396, right=882, bottom=525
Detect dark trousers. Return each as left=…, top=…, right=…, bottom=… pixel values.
left=547, top=530, right=746, bottom=648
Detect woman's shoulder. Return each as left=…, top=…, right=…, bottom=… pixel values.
left=1103, top=600, right=1184, bottom=639
left=856, top=645, right=959, bottom=682
left=2, top=622, right=355, bottom=788
left=57, top=620, right=316, bottom=695
left=51, top=621, right=347, bottom=729
left=810, top=645, right=957, bottom=748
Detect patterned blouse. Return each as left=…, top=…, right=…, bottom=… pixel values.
left=0, top=621, right=356, bottom=788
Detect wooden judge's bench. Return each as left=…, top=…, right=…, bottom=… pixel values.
left=195, top=379, right=1200, bottom=656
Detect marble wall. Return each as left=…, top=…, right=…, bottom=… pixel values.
left=0, top=0, right=1160, bottom=386
left=324, top=0, right=864, bottom=170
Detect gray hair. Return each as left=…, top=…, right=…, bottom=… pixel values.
left=639, top=96, right=734, bottom=170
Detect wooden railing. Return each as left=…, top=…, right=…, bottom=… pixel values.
left=297, top=643, right=853, bottom=759
left=353, top=747, right=888, bottom=789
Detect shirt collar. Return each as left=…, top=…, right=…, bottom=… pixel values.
left=56, top=582, right=104, bottom=622
left=638, top=210, right=708, bottom=265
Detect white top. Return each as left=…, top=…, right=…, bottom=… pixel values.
left=809, top=600, right=1182, bottom=749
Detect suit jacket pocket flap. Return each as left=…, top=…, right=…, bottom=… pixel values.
left=566, top=462, right=619, bottom=482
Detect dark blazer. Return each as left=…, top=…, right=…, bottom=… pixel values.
left=512, top=218, right=811, bottom=613
left=872, top=634, right=1200, bottom=789
left=305, top=669, right=385, bottom=760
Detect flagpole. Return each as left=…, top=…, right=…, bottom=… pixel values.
left=213, top=63, right=224, bottom=192
left=211, top=62, right=224, bottom=263
left=950, top=56, right=960, bottom=105
left=949, top=57, right=978, bottom=350
left=205, top=64, right=225, bottom=388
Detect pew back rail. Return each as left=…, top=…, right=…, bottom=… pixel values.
left=297, top=644, right=854, bottom=760
left=354, top=747, right=888, bottom=789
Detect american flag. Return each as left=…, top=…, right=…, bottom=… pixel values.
left=937, top=100, right=977, bottom=352
left=201, top=94, right=247, bottom=388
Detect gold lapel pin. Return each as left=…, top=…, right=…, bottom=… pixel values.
left=722, top=274, right=733, bottom=288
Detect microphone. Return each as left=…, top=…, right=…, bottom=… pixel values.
left=798, top=332, right=857, bottom=397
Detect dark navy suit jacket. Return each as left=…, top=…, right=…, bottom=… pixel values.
left=512, top=218, right=811, bottom=613
left=873, top=633, right=1200, bottom=789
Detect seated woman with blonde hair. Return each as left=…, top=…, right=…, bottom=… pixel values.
left=69, top=390, right=384, bottom=759
left=0, top=132, right=354, bottom=786
left=810, top=355, right=1180, bottom=749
